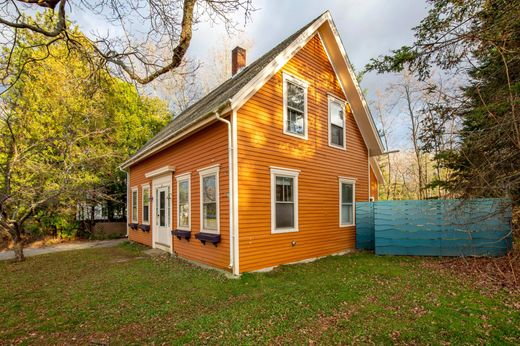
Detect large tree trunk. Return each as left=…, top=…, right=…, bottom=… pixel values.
left=13, top=240, right=25, bottom=261
left=11, top=225, right=25, bottom=262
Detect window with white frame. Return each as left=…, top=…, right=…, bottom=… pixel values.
left=176, top=174, right=191, bottom=230
left=271, top=168, right=299, bottom=233
left=329, top=96, right=346, bottom=149
left=283, top=73, right=308, bottom=139
left=131, top=188, right=138, bottom=223
left=142, top=185, right=150, bottom=224
left=199, top=166, right=219, bottom=233
left=339, top=179, right=355, bottom=226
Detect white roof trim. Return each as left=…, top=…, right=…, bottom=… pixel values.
left=370, top=157, right=385, bottom=183
left=145, top=165, right=175, bottom=178
left=230, top=11, right=384, bottom=156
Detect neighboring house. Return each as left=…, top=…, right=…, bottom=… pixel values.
left=120, top=11, right=385, bottom=274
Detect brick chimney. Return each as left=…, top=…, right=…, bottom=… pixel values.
left=231, top=46, right=246, bottom=76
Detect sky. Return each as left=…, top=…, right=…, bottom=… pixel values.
left=190, top=0, right=428, bottom=96
left=187, top=0, right=430, bottom=149
left=74, top=0, right=431, bottom=150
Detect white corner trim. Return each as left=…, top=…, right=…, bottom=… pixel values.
left=231, top=110, right=240, bottom=275
left=145, top=165, right=175, bottom=178
left=270, top=167, right=299, bottom=234
left=282, top=72, right=309, bottom=140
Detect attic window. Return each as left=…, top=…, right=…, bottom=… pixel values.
left=282, top=73, right=308, bottom=139
left=328, top=95, right=346, bottom=149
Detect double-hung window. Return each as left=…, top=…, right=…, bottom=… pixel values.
left=283, top=73, right=308, bottom=139
left=339, top=178, right=355, bottom=226
left=271, top=167, right=299, bottom=233
left=142, top=185, right=150, bottom=224
left=328, top=96, right=346, bottom=149
left=131, top=187, right=138, bottom=223
left=176, top=173, right=191, bottom=230
left=199, top=165, right=219, bottom=234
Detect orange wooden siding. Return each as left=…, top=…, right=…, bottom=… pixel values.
left=236, top=34, right=369, bottom=272
left=370, top=167, right=378, bottom=201
left=128, top=120, right=230, bottom=270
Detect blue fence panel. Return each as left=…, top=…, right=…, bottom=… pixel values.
left=355, top=198, right=512, bottom=257
left=356, top=202, right=374, bottom=250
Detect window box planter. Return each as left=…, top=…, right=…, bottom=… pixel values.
left=128, top=223, right=139, bottom=230
left=195, top=232, right=221, bottom=246
left=139, top=224, right=150, bottom=232
left=172, top=229, right=191, bottom=241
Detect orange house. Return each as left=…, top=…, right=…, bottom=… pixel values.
left=120, top=11, right=384, bottom=274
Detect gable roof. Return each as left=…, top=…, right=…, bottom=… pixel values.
left=121, top=11, right=384, bottom=169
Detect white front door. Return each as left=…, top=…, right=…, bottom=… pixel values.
left=154, top=185, right=171, bottom=251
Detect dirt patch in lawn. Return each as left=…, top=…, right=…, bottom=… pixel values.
left=424, top=253, right=519, bottom=294
left=425, top=208, right=520, bottom=294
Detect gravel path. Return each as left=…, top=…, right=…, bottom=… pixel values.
left=0, top=238, right=127, bottom=261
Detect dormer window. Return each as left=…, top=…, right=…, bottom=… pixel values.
left=283, top=73, right=308, bottom=139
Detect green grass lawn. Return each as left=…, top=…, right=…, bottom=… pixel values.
left=1, top=242, right=518, bottom=345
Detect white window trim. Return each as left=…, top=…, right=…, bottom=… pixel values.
left=144, top=165, right=175, bottom=178
left=270, top=167, right=299, bottom=234
left=282, top=72, right=309, bottom=140
left=141, top=184, right=150, bottom=225
left=328, top=94, right=347, bottom=150
left=131, top=187, right=138, bottom=223
left=339, top=178, right=356, bottom=227
left=176, top=173, right=191, bottom=231
left=199, top=165, right=220, bottom=235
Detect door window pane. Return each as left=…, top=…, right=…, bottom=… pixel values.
left=159, top=190, right=165, bottom=227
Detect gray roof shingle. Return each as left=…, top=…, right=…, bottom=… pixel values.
left=125, top=13, right=323, bottom=166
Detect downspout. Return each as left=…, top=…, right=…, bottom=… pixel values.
left=119, top=166, right=129, bottom=237
left=214, top=111, right=235, bottom=273
left=368, top=148, right=371, bottom=201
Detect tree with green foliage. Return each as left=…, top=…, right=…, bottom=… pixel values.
left=367, top=0, right=520, bottom=203
left=0, top=20, right=169, bottom=261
